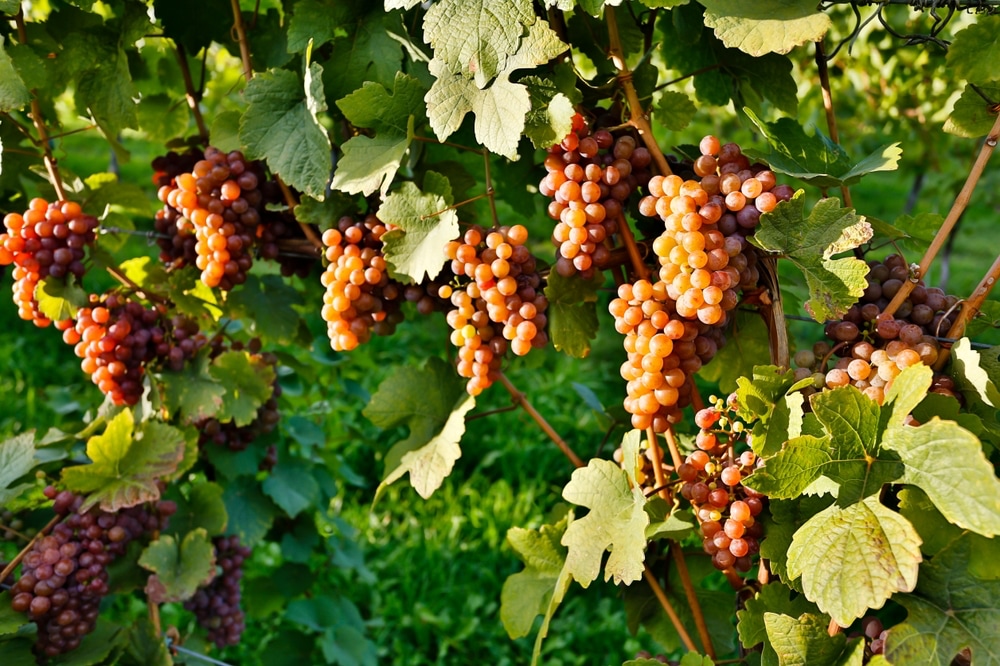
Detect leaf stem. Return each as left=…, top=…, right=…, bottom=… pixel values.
left=0, top=514, right=61, bottom=582
left=466, top=403, right=519, bottom=421
left=670, top=541, right=716, bottom=658
left=662, top=424, right=684, bottom=470
left=883, top=111, right=1000, bottom=318
left=106, top=265, right=171, bottom=306
left=814, top=40, right=852, bottom=209
left=229, top=0, right=254, bottom=82
left=645, top=426, right=670, bottom=501
left=498, top=372, right=585, bottom=469
left=605, top=7, right=672, bottom=177
left=420, top=191, right=493, bottom=221
left=0, top=523, right=32, bottom=542
left=14, top=8, right=66, bottom=202
left=642, top=565, right=699, bottom=653
left=175, top=43, right=210, bottom=143
left=482, top=150, right=501, bottom=228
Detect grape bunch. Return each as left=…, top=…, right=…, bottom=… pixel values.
left=152, top=148, right=205, bottom=268
left=156, top=147, right=264, bottom=289
left=677, top=399, right=766, bottom=573
left=62, top=293, right=206, bottom=406
left=10, top=487, right=174, bottom=659
left=443, top=224, right=549, bottom=395
left=540, top=114, right=652, bottom=279
left=0, top=199, right=98, bottom=328
left=793, top=253, right=961, bottom=403
left=198, top=338, right=281, bottom=451
left=184, top=535, right=250, bottom=649
left=321, top=214, right=405, bottom=351
left=609, top=136, right=792, bottom=432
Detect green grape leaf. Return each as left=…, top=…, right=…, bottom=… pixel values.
left=332, top=73, right=424, bottom=197
left=423, top=0, right=536, bottom=84
left=77, top=46, right=137, bottom=139
left=764, top=613, right=846, bottom=666
left=85, top=173, right=151, bottom=217
left=946, top=16, right=1000, bottom=85
left=156, top=350, right=226, bottom=424
left=699, top=0, right=831, bottom=56
left=425, top=20, right=566, bottom=158
left=951, top=338, right=1000, bottom=408
left=138, top=528, right=216, bottom=603
left=544, top=271, right=601, bottom=358
left=337, top=72, right=425, bottom=134
left=761, top=496, right=833, bottom=591
left=379, top=176, right=458, bottom=283
left=136, top=93, right=188, bottom=145
left=501, top=515, right=571, bottom=639
left=561, top=458, right=649, bottom=587
left=61, top=411, right=186, bottom=512
left=0, top=433, right=36, bottom=506
left=124, top=618, right=173, bottom=666
left=262, top=458, right=321, bottom=518
left=644, top=501, right=696, bottom=541
left=0, top=36, right=29, bottom=113
left=898, top=487, right=1000, bottom=579
left=323, top=11, right=403, bottom=102
left=890, top=536, right=1000, bottom=665
left=365, top=358, right=474, bottom=500
left=655, top=90, right=698, bottom=132
left=152, top=0, right=230, bottom=53
left=222, top=477, right=279, bottom=546
left=240, top=67, right=331, bottom=200
left=522, top=75, right=576, bottom=149
left=752, top=192, right=872, bottom=322
left=286, top=0, right=353, bottom=53
left=737, top=583, right=819, bottom=660
left=385, top=0, right=422, bottom=8
left=867, top=213, right=943, bottom=259
left=209, top=351, right=276, bottom=427
left=944, top=84, right=1000, bottom=138
left=333, top=119, right=413, bottom=198
left=745, top=110, right=901, bottom=188
left=883, top=417, right=1000, bottom=537
left=734, top=364, right=797, bottom=422
left=660, top=12, right=798, bottom=115
left=786, top=496, right=922, bottom=627
left=704, top=314, right=773, bottom=396
left=165, top=481, right=228, bottom=539
left=226, top=274, right=303, bottom=345
left=747, top=384, right=904, bottom=502
left=0, top=1, right=21, bottom=13
left=208, top=110, right=242, bottom=153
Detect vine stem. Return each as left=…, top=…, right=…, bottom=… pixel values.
left=275, top=176, right=324, bottom=251
left=497, top=372, right=585, bottom=469
left=0, top=515, right=61, bottom=582
left=671, top=541, right=716, bottom=659
left=883, top=111, right=1000, bottom=318
left=662, top=425, right=684, bottom=470
left=814, top=41, right=852, bottom=209
left=14, top=9, right=66, bottom=202
left=106, top=265, right=171, bottom=306
left=229, top=0, right=254, bottom=82
left=175, top=43, right=210, bottom=143
left=605, top=7, right=672, bottom=177
left=934, top=252, right=1000, bottom=369
left=642, top=565, right=699, bottom=653
left=0, top=523, right=31, bottom=542
left=645, top=427, right=670, bottom=500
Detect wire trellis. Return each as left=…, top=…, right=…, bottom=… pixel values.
left=819, top=0, right=999, bottom=58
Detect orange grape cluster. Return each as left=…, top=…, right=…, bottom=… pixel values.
left=0, top=198, right=97, bottom=327
left=540, top=114, right=651, bottom=279
left=678, top=400, right=766, bottom=573
left=61, top=294, right=198, bottom=406
left=321, top=214, right=403, bottom=351
left=443, top=224, right=548, bottom=396
left=156, top=147, right=263, bottom=289
left=610, top=136, right=791, bottom=432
